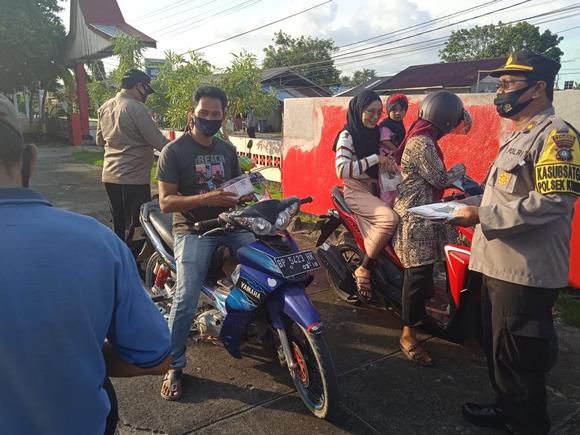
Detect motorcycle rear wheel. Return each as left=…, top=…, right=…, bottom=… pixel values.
left=286, top=322, right=338, bottom=419
left=326, top=234, right=361, bottom=304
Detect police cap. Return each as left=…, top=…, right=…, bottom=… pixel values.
left=490, top=50, right=561, bottom=82
left=121, top=69, right=155, bottom=94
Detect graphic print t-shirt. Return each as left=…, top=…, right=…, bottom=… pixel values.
left=156, top=134, right=242, bottom=235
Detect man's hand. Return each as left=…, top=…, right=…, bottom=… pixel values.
left=448, top=205, right=480, bottom=227
left=203, top=189, right=239, bottom=207
left=238, top=193, right=255, bottom=205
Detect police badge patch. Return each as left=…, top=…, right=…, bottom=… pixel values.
left=497, top=171, right=512, bottom=186
left=553, top=134, right=575, bottom=149
left=556, top=149, right=573, bottom=162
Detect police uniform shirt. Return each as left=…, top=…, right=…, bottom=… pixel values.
left=97, top=92, right=168, bottom=185
left=470, top=107, right=580, bottom=288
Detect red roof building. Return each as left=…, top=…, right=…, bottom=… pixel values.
left=65, top=0, right=156, bottom=61
left=63, top=0, right=156, bottom=142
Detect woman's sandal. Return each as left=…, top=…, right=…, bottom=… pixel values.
left=160, top=370, right=183, bottom=401
left=400, top=340, right=433, bottom=367
left=354, top=270, right=373, bottom=302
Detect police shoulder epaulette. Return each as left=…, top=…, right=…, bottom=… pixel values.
left=549, top=116, right=571, bottom=134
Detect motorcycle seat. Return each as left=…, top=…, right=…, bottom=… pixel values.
left=149, top=209, right=174, bottom=250
left=331, top=186, right=353, bottom=214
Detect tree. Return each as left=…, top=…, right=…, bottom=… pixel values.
left=263, top=31, right=340, bottom=86
left=87, top=35, right=145, bottom=116
left=0, top=0, right=66, bottom=93
left=147, top=51, right=215, bottom=129
left=439, top=22, right=563, bottom=63
left=149, top=51, right=279, bottom=130
left=219, top=52, right=278, bottom=122
left=341, top=69, right=377, bottom=88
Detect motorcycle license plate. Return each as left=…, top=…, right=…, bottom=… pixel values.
left=274, top=250, right=321, bottom=277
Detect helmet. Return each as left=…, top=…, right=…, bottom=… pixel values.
left=418, top=91, right=464, bottom=133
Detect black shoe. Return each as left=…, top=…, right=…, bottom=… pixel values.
left=462, top=403, right=513, bottom=433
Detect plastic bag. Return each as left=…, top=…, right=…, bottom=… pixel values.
left=379, top=169, right=402, bottom=193
left=379, top=169, right=401, bottom=206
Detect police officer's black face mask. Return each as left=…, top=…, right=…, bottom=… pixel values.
left=494, top=82, right=537, bottom=118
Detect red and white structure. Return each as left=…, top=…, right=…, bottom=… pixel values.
left=64, top=0, right=156, bottom=142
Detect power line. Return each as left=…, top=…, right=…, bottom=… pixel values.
left=258, top=0, right=530, bottom=76
left=265, top=1, right=579, bottom=77
left=135, top=0, right=218, bottom=27
left=331, top=0, right=532, bottom=61
left=266, top=7, right=580, bottom=82
left=131, top=0, right=190, bottom=21
left=337, top=0, right=503, bottom=51
left=155, top=0, right=262, bottom=38
left=335, top=0, right=558, bottom=53
left=183, top=0, right=333, bottom=53
left=339, top=1, right=578, bottom=67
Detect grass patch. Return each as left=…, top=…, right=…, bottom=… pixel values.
left=298, top=212, right=320, bottom=225
left=73, top=150, right=158, bottom=183
left=73, top=150, right=104, bottom=167
left=558, top=292, right=580, bottom=329
left=254, top=181, right=283, bottom=199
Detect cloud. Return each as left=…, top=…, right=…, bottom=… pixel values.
left=119, top=0, right=579, bottom=80
left=173, top=0, right=438, bottom=74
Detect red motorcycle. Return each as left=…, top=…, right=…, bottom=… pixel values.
left=315, top=176, right=484, bottom=343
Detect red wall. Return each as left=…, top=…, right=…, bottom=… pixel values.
left=282, top=100, right=580, bottom=288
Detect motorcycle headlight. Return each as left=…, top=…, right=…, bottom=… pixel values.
left=275, top=209, right=292, bottom=230
left=275, top=202, right=299, bottom=231
left=233, top=216, right=276, bottom=235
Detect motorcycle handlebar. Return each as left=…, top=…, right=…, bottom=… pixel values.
left=193, top=218, right=222, bottom=232
left=300, top=197, right=313, bottom=205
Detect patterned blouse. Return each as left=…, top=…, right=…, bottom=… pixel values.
left=393, top=135, right=465, bottom=268
left=335, top=130, right=379, bottom=179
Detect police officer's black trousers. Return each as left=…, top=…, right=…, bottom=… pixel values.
left=104, top=183, right=151, bottom=242
left=481, top=275, right=559, bottom=435
left=402, top=265, right=434, bottom=327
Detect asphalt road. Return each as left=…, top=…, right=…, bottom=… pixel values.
left=32, top=145, right=580, bottom=435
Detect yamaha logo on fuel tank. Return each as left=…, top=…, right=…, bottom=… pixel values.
left=238, top=278, right=265, bottom=303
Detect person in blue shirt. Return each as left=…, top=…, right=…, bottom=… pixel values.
left=0, top=93, right=172, bottom=435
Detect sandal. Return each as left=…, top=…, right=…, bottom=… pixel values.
left=400, top=340, right=433, bottom=366
left=160, top=370, right=183, bottom=401
left=354, top=269, right=373, bottom=302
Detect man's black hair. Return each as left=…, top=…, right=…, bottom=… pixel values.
left=0, top=122, right=24, bottom=168
left=193, top=86, right=228, bottom=110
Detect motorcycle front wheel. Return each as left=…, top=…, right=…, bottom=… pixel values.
left=285, top=322, right=338, bottom=419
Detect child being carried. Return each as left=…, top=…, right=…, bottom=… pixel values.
left=378, top=94, right=408, bottom=206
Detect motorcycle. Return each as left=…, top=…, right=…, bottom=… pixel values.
left=315, top=175, right=484, bottom=343
left=139, top=195, right=338, bottom=419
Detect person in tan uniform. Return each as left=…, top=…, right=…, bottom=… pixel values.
left=452, top=51, right=579, bottom=434
left=96, top=69, right=169, bottom=242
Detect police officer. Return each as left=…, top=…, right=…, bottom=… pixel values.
left=451, top=50, right=579, bottom=434
left=97, top=69, right=168, bottom=245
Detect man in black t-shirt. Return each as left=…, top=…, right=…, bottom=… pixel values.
left=156, top=86, right=254, bottom=400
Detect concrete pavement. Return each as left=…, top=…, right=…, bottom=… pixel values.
left=32, top=145, right=580, bottom=435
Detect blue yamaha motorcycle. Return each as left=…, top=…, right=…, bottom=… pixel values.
left=139, top=196, right=338, bottom=418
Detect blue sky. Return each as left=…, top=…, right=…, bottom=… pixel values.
left=59, top=0, right=580, bottom=85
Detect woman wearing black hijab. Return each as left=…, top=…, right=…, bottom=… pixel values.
left=334, top=90, right=399, bottom=301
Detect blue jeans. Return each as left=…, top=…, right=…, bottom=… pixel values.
left=169, top=231, right=255, bottom=369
